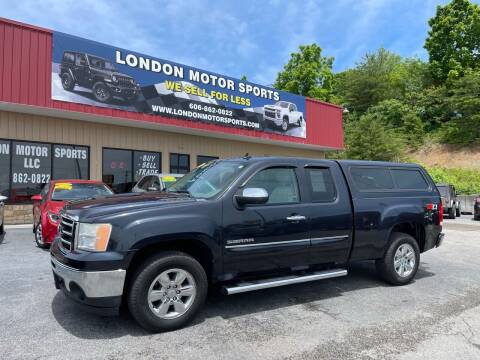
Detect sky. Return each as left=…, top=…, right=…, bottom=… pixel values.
left=1, top=0, right=474, bottom=86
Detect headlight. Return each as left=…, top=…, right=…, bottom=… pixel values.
left=76, top=223, right=112, bottom=252
left=111, top=75, right=118, bottom=82
left=48, top=212, right=60, bottom=223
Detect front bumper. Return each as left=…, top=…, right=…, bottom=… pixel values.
left=51, top=255, right=126, bottom=315
left=106, top=83, right=140, bottom=98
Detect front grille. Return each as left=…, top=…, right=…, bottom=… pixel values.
left=117, top=76, right=135, bottom=88
left=264, top=110, right=276, bottom=118
left=60, top=215, right=76, bottom=251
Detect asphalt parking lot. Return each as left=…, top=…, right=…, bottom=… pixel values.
left=1, top=218, right=479, bottom=360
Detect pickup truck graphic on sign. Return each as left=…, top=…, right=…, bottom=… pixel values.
left=263, top=101, right=304, bottom=132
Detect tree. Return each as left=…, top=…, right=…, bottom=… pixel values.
left=333, top=49, right=425, bottom=113
left=274, top=44, right=334, bottom=101
left=343, top=113, right=405, bottom=161
left=438, top=69, right=480, bottom=144
left=425, top=0, right=480, bottom=83
left=366, top=99, right=425, bottom=148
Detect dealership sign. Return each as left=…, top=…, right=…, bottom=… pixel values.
left=52, top=32, right=307, bottom=138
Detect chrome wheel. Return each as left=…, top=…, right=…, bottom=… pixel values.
left=147, top=268, right=197, bottom=320
left=282, top=119, right=288, bottom=131
left=35, top=224, right=44, bottom=246
left=394, top=243, right=415, bottom=277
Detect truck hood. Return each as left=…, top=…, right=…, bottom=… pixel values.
left=63, top=192, right=196, bottom=221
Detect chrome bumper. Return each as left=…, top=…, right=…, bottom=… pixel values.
left=51, top=256, right=126, bottom=298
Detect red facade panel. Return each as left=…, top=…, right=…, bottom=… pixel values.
left=0, top=17, right=344, bottom=149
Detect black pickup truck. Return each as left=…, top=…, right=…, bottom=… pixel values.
left=50, top=157, right=444, bottom=332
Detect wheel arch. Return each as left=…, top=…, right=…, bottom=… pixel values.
left=126, top=236, right=217, bottom=287
left=387, top=222, right=426, bottom=253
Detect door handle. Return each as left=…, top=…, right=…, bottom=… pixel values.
left=286, top=215, right=306, bottom=222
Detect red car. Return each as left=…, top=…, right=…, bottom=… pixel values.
left=32, top=180, right=114, bottom=248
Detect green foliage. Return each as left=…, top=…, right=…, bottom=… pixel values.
left=274, top=44, right=334, bottom=101
left=365, top=99, right=425, bottom=149
left=343, top=113, right=405, bottom=161
left=426, top=166, right=480, bottom=194
left=425, top=0, right=480, bottom=83
left=333, top=49, right=431, bottom=114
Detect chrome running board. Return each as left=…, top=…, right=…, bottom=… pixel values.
left=223, top=268, right=348, bottom=295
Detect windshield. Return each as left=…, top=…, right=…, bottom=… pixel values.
left=437, top=186, right=448, bottom=196
left=87, top=55, right=117, bottom=71
left=51, top=182, right=113, bottom=201
left=276, top=101, right=289, bottom=108
left=167, top=160, right=247, bottom=199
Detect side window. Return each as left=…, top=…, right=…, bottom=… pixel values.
left=151, top=177, right=161, bottom=190
left=306, top=168, right=336, bottom=202
left=391, top=169, right=429, bottom=190
left=63, top=52, right=75, bottom=63
left=136, top=176, right=151, bottom=190
left=75, top=53, right=86, bottom=66
left=245, top=167, right=299, bottom=204
left=350, top=167, right=394, bottom=191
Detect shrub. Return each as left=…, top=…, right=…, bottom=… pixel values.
left=426, top=166, right=480, bottom=195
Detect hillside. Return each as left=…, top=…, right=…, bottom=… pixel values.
left=410, top=144, right=480, bottom=169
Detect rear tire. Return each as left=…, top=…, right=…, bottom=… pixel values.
left=455, top=206, right=461, bottom=217
left=127, top=251, right=208, bottom=332
left=61, top=73, right=75, bottom=91
left=448, top=207, right=455, bottom=219
left=376, top=232, right=420, bottom=286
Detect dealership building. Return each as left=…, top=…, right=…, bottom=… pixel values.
left=0, top=17, right=344, bottom=224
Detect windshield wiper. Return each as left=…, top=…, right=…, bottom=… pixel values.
left=169, top=189, right=191, bottom=196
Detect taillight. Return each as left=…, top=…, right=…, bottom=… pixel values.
left=438, top=202, right=443, bottom=225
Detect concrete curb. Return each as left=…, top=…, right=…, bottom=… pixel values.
left=5, top=224, right=32, bottom=230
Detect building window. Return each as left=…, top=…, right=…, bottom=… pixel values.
left=197, top=155, right=219, bottom=166
left=102, top=148, right=162, bottom=193
left=0, top=140, right=10, bottom=198
left=0, top=139, right=91, bottom=204
left=52, top=145, right=89, bottom=180
left=11, top=141, right=52, bottom=203
left=170, top=153, right=190, bottom=174
left=134, top=151, right=161, bottom=181
left=102, top=148, right=133, bottom=193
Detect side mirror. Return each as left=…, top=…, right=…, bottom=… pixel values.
left=235, top=188, right=269, bottom=206
left=0, top=195, right=7, bottom=202
left=31, top=195, right=42, bottom=201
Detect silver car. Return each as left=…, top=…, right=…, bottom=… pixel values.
left=132, top=174, right=183, bottom=193
left=0, top=195, right=7, bottom=235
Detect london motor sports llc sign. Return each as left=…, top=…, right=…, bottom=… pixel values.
left=51, top=32, right=307, bottom=138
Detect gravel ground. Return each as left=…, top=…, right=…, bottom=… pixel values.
left=0, top=218, right=479, bottom=360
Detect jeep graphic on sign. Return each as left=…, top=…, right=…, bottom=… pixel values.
left=59, top=51, right=141, bottom=104
left=263, top=101, right=304, bottom=132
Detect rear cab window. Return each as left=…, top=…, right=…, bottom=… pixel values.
left=350, top=166, right=432, bottom=192
left=350, top=167, right=394, bottom=190
left=391, top=169, right=429, bottom=190
left=305, top=167, right=336, bottom=202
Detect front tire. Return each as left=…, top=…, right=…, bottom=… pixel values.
left=92, top=82, right=112, bottom=103
left=455, top=206, right=461, bottom=217
left=376, top=232, right=420, bottom=285
left=127, top=251, right=208, bottom=332
left=281, top=117, right=289, bottom=131
left=35, top=224, right=48, bottom=249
